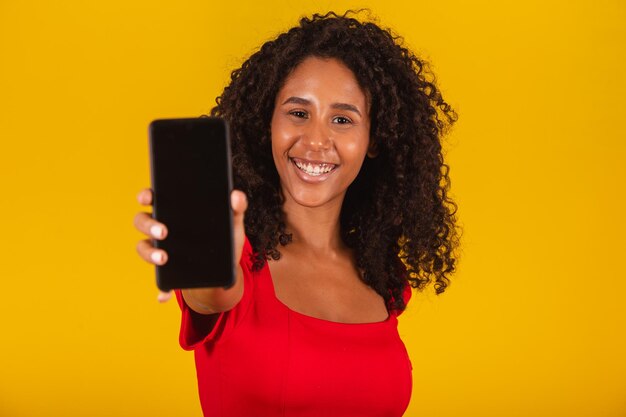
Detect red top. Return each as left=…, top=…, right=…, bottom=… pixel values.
left=175, top=237, right=413, bottom=417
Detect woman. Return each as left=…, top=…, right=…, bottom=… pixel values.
left=134, top=11, right=458, bottom=417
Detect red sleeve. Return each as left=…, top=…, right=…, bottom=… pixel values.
left=174, top=236, right=255, bottom=350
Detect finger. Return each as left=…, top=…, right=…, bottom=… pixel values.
left=231, top=189, right=248, bottom=215
left=133, top=212, right=168, bottom=239
left=136, top=239, right=168, bottom=265
left=137, top=188, right=153, bottom=206
left=157, top=291, right=173, bottom=303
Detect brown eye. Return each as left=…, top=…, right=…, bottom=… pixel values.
left=332, top=116, right=352, bottom=125
left=289, top=110, right=308, bottom=119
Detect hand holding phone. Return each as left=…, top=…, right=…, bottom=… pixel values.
left=148, top=117, right=236, bottom=292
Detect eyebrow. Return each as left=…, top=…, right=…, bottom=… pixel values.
left=281, top=96, right=362, bottom=117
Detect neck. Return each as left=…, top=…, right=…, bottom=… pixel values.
left=282, top=196, right=345, bottom=254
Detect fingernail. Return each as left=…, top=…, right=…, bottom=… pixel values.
left=157, top=291, right=172, bottom=303
left=150, top=225, right=164, bottom=238
left=151, top=251, right=164, bottom=264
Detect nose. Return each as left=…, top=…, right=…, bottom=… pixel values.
left=304, top=120, right=331, bottom=151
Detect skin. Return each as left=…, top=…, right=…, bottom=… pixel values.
left=134, top=56, right=387, bottom=323
left=268, top=57, right=387, bottom=322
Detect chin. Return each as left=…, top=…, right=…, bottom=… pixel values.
left=292, top=195, right=329, bottom=208
left=286, top=189, right=343, bottom=209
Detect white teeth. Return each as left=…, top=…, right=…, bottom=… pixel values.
left=293, top=159, right=335, bottom=176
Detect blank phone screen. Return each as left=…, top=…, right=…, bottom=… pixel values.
left=149, top=118, right=234, bottom=291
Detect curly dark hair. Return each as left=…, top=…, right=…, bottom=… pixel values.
left=210, top=10, right=460, bottom=312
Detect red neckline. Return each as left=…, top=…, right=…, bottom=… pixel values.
left=262, top=261, right=394, bottom=326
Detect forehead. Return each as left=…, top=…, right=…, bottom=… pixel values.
left=277, top=56, right=368, bottom=107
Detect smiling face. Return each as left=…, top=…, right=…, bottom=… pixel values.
left=271, top=56, right=371, bottom=210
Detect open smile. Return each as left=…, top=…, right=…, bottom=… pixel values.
left=290, top=157, right=338, bottom=177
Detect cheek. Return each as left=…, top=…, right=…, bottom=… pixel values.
left=270, top=119, right=296, bottom=170
left=344, top=133, right=370, bottom=165
left=270, top=113, right=284, bottom=156
left=344, top=139, right=369, bottom=156
left=271, top=117, right=300, bottom=156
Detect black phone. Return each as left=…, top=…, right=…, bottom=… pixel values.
left=148, top=117, right=235, bottom=291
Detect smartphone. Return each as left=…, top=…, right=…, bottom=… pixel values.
left=149, top=117, right=235, bottom=291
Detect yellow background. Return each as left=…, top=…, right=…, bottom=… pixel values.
left=1, top=0, right=624, bottom=416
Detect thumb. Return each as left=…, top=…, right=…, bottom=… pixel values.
left=231, top=190, right=248, bottom=264
left=231, top=189, right=248, bottom=218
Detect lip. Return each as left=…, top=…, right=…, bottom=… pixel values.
left=289, top=157, right=339, bottom=183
